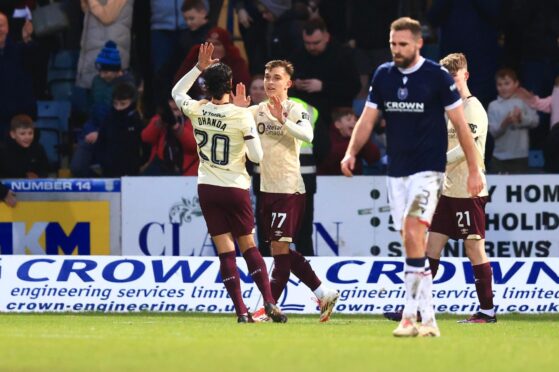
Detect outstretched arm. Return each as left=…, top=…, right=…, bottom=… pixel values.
left=172, top=43, right=219, bottom=113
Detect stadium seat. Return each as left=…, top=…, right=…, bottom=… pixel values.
left=35, top=100, right=72, bottom=167
left=529, top=149, right=545, bottom=168
left=47, top=50, right=79, bottom=102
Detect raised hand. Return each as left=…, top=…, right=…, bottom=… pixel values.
left=231, top=83, right=251, bottom=107
left=267, top=95, right=284, bottom=124
left=196, top=42, right=219, bottom=71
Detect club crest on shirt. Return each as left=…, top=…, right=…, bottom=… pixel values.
left=397, top=87, right=408, bottom=100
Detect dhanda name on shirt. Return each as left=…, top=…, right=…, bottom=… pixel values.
left=384, top=101, right=424, bottom=113
left=198, top=117, right=227, bottom=130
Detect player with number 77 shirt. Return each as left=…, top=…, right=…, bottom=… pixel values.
left=233, top=60, right=339, bottom=322
left=172, top=42, right=286, bottom=324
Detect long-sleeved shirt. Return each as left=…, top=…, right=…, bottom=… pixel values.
left=522, top=86, right=559, bottom=129
left=488, top=96, right=539, bottom=160
left=172, top=66, right=262, bottom=189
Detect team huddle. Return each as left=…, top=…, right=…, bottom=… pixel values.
left=172, top=17, right=495, bottom=336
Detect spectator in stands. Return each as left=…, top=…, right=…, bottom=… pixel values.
left=71, top=41, right=135, bottom=177
left=235, top=0, right=301, bottom=74
left=0, top=114, right=49, bottom=178
left=155, top=0, right=213, bottom=103
left=76, top=0, right=134, bottom=89
left=90, top=40, right=135, bottom=113
left=96, top=81, right=143, bottom=177
left=180, top=0, right=212, bottom=54
left=502, top=0, right=559, bottom=151
left=516, top=79, right=559, bottom=173
left=318, top=107, right=379, bottom=175
left=150, top=0, right=190, bottom=75
left=70, top=104, right=108, bottom=177
left=488, top=68, right=539, bottom=174
left=0, top=10, right=36, bottom=143
left=174, top=27, right=250, bottom=99
left=0, top=182, right=16, bottom=207
left=289, top=17, right=360, bottom=127
left=248, top=74, right=266, bottom=104
left=141, top=97, right=199, bottom=176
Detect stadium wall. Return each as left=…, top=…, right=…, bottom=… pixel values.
left=0, top=175, right=557, bottom=256
left=0, top=256, right=557, bottom=314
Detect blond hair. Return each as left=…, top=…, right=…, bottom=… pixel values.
left=440, top=53, right=468, bottom=74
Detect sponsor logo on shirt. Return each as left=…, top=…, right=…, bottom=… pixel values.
left=384, top=101, right=425, bottom=113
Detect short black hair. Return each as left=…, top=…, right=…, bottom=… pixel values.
left=203, top=63, right=232, bottom=100
left=303, top=17, right=327, bottom=35
left=112, top=81, right=137, bottom=101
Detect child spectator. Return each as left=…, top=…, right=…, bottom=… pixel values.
left=488, top=68, right=539, bottom=174
left=0, top=114, right=49, bottom=178
left=90, top=40, right=135, bottom=113
left=96, top=82, right=143, bottom=177
left=141, top=98, right=199, bottom=176
left=71, top=42, right=136, bottom=177
left=318, top=107, right=379, bottom=175
left=180, top=0, right=212, bottom=53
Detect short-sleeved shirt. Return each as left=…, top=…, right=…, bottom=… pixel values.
left=180, top=100, right=257, bottom=189
left=366, top=57, right=461, bottom=177
left=444, top=96, right=488, bottom=198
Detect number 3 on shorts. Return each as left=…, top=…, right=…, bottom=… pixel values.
left=271, top=212, right=287, bottom=228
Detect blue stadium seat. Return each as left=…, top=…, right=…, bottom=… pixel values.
left=35, top=101, right=72, bottom=167
left=47, top=50, right=79, bottom=102
left=529, top=149, right=545, bottom=168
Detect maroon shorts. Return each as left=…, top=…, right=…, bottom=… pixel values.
left=430, top=195, right=488, bottom=240
left=260, top=192, right=306, bottom=243
left=198, top=184, right=255, bottom=238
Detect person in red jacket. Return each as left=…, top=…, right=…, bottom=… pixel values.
left=174, top=27, right=251, bottom=100
left=141, top=98, right=199, bottom=176
left=318, top=107, right=380, bottom=175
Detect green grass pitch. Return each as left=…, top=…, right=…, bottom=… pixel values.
left=0, top=313, right=558, bottom=371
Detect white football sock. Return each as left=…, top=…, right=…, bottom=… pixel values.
left=313, top=283, right=327, bottom=299
left=418, top=267, right=437, bottom=326
left=479, top=308, right=495, bottom=317
left=403, top=265, right=423, bottom=319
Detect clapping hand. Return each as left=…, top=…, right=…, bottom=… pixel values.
left=267, top=95, right=284, bottom=124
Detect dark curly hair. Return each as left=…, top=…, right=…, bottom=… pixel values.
left=203, top=63, right=232, bottom=100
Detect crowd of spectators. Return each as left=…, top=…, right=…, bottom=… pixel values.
left=1, top=0, right=559, bottom=183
